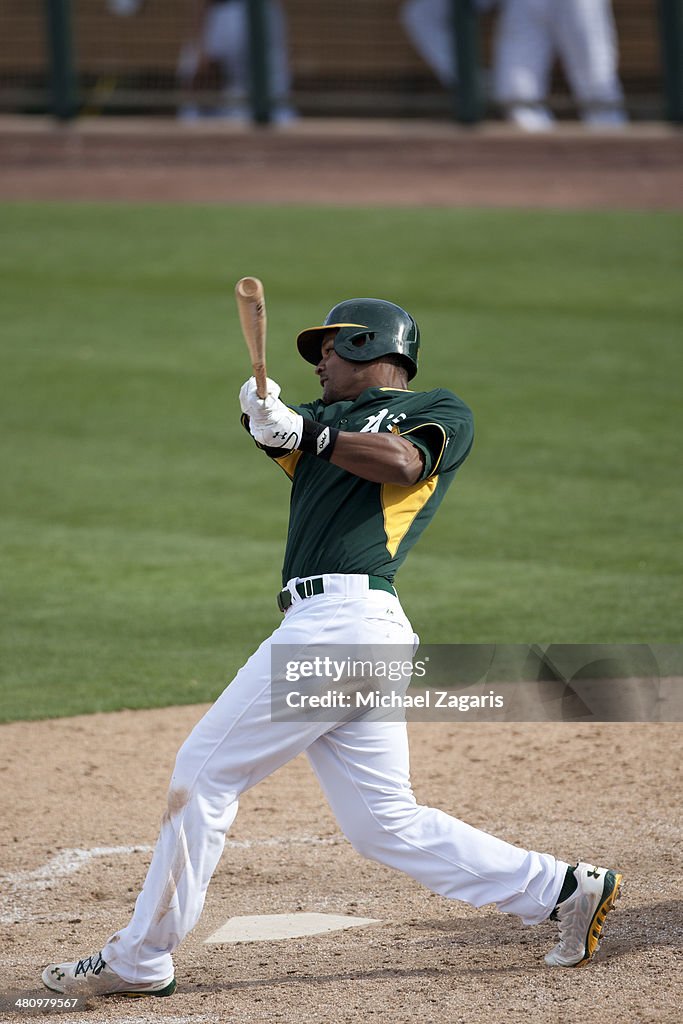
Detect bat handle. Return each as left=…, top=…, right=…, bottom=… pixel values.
left=253, top=364, right=268, bottom=400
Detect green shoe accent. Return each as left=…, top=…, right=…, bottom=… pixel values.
left=120, top=977, right=176, bottom=998
left=555, top=864, right=578, bottom=910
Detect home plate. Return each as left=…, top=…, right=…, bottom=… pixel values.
left=205, top=913, right=381, bottom=944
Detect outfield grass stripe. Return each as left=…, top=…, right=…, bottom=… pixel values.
left=1, top=204, right=680, bottom=720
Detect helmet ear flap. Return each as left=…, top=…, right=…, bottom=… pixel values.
left=350, top=331, right=375, bottom=349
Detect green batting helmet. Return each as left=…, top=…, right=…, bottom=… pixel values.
left=297, top=298, right=420, bottom=381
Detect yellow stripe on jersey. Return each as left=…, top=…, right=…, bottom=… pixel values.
left=274, top=450, right=303, bottom=480
left=399, top=422, right=448, bottom=476
left=381, top=477, right=438, bottom=558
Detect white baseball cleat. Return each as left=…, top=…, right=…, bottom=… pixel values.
left=507, top=104, right=556, bottom=133
left=42, top=950, right=176, bottom=997
left=545, top=862, right=623, bottom=967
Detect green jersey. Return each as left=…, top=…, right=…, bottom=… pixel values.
left=263, top=386, right=474, bottom=585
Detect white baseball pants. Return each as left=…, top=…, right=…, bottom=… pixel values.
left=103, top=575, right=566, bottom=984
left=493, top=0, right=627, bottom=127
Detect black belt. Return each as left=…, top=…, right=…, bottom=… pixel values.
left=277, top=575, right=396, bottom=612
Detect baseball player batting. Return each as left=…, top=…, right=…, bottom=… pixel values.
left=42, top=297, right=622, bottom=997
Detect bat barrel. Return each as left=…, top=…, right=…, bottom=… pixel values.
left=235, top=276, right=268, bottom=399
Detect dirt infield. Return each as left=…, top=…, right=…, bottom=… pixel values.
left=0, top=117, right=682, bottom=208
left=1, top=708, right=681, bottom=1023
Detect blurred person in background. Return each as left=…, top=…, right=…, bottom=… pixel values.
left=493, top=0, right=628, bottom=130
left=400, top=0, right=497, bottom=89
left=107, top=0, right=144, bottom=13
left=177, top=0, right=296, bottom=122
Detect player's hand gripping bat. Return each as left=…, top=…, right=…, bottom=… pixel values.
left=235, top=277, right=268, bottom=399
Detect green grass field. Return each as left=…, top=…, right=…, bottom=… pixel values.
left=1, top=204, right=681, bottom=721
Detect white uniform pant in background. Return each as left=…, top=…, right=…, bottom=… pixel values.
left=493, top=0, right=627, bottom=128
left=400, top=0, right=497, bottom=86
left=102, top=576, right=566, bottom=985
left=204, top=0, right=292, bottom=107
left=401, top=0, right=458, bottom=87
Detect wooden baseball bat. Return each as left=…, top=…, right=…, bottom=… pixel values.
left=234, top=276, right=268, bottom=399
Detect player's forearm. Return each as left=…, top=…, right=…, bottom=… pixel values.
left=329, top=432, right=424, bottom=486
left=241, top=385, right=424, bottom=485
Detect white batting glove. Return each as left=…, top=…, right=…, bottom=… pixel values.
left=239, top=376, right=281, bottom=418
left=248, top=397, right=303, bottom=452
